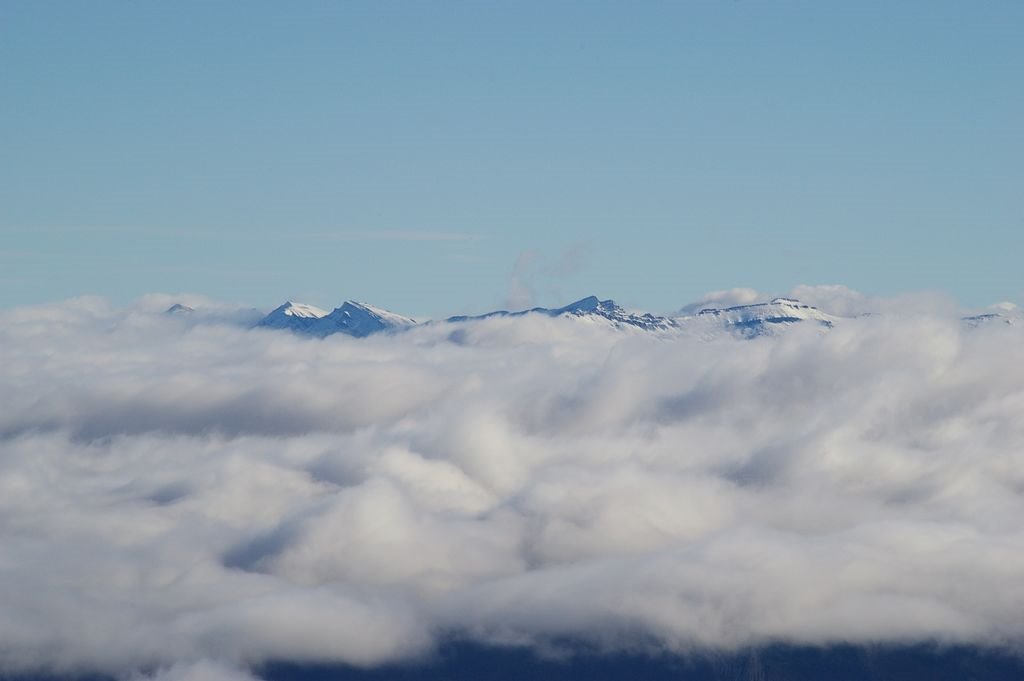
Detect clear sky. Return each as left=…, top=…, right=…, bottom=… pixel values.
left=2, top=1, right=1022, bottom=316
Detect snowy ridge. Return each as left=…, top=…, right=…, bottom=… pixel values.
left=962, top=304, right=1021, bottom=328
left=963, top=313, right=1011, bottom=328
left=689, top=297, right=836, bottom=337
left=255, top=301, right=329, bottom=333
left=446, top=296, right=679, bottom=332
left=255, top=300, right=415, bottom=337
left=555, top=296, right=680, bottom=331
left=320, top=301, right=417, bottom=338
left=263, top=301, right=328, bottom=319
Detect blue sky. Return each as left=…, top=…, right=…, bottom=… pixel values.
left=2, top=1, right=1022, bottom=316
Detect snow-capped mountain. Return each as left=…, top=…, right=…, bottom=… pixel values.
left=251, top=295, right=845, bottom=339
left=447, top=295, right=678, bottom=332
left=555, top=296, right=680, bottom=331
left=255, top=300, right=415, bottom=337
left=688, top=297, right=835, bottom=337
left=963, top=313, right=1009, bottom=327
left=962, top=303, right=1021, bottom=328
left=255, top=301, right=329, bottom=333
left=319, top=301, right=417, bottom=338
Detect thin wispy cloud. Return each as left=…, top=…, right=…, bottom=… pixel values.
left=315, top=230, right=485, bottom=243
left=1, top=226, right=485, bottom=243
left=505, top=242, right=592, bottom=309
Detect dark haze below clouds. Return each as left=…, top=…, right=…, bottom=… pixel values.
left=2, top=290, right=1024, bottom=680
left=14, top=644, right=1024, bottom=681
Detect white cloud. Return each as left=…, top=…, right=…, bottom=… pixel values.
left=132, top=660, right=264, bottom=681
left=788, top=283, right=963, bottom=317
left=2, top=292, right=1024, bottom=677
left=678, top=287, right=761, bottom=315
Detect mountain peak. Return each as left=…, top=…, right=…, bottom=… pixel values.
left=256, top=299, right=415, bottom=338
left=561, top=295, right=602, bottom=313
left=552, top=296, right=679, bottom=331
left=324, top=301, right=417, bottom=337
left=256, top=301, right=329, bottom=333
left=695, top=297, right=834, bottom=336
left=165, top=303, right=195, bottom=315
left=270, top=301, right=329, bottom=319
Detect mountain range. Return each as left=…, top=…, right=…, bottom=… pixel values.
left=256, top=301, right=416, bottom=337
left=166, top=295, right=1017, bottom=340
left=246, top=295, right=838, bottom=339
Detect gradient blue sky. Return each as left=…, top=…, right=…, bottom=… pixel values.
left=2, top=1, right=1022, bottom=316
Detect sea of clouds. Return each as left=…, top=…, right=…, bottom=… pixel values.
left=2, top=287, right=1024, bottom=680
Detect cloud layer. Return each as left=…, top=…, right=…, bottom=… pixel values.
left=3, top=292, right=1024, bottom=678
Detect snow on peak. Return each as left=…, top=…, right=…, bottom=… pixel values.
left=446, top=296, right=680, bottom=332
left=340, top=301, right=416, bottom=326
left=321, top=301, right=417, bottom=338
left=276, top=301, right=328, bottom=318
left=255, top=301, right=329, bottom=332
left=255, top=299, right=415, bottom=338
left=692, top=297, right=834, bottom=337
left=553, top=296, right=679, bottom=332
left=961, top=301, right=1024, bottom=328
